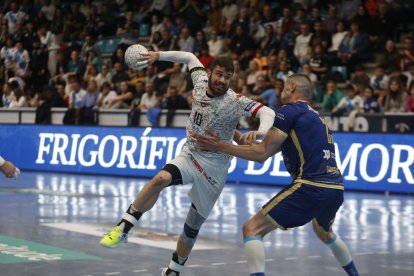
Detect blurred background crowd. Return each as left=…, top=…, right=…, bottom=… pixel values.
left=0, top=0, right=414, bottom=128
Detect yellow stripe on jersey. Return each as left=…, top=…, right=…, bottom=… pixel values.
left=290, top=130, right=304, bottom=178
left=262, top=213, right=288, bottom=230
left=271, top=127, right=288, bottom=138
left=296, top=179, right=344, bottom=190
left=261, top=182, right=302, bottom=215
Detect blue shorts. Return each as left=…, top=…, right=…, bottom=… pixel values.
left=260, top=181, right=344, bottom=232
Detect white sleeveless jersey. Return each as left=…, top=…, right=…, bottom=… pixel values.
left=186, top=68, right=264, bottom=162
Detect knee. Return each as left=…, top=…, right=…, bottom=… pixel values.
left=312, top=220, right=335, bottom=243
left=242, top=219, right=256, bottom=238
left=150, top=171, right=171, bottom=190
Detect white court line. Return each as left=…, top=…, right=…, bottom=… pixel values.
left=235, top=260, right=247, bottom=264
left=187, top=264, right=202, bottom=268
left=307, top=255, right=321, bottom=259
left=104, top=273, right=121, bottom=275
left=132, top=269, right=148, bottom=272
left=285, top=257, right=298, bottom=260
left=42, top=223, right=228, bottom=250
left=211, top=262, right=226, bottom=266
left=265, top=258, right=274, bottom=262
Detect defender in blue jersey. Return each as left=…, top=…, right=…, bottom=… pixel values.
left=192, top=74, right=359, bottom=276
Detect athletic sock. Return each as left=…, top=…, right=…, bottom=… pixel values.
left=117, top=205, right=142, bottom=233
left=165, top=251, right=187, bottom=275
left=326, top=235, right=359, bottom=276
left=244, top=237, right=265, bottom=276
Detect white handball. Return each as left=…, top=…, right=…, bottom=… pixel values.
left=125, top=44, right=149, bottom=70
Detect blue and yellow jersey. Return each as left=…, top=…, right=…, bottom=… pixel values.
left=273, top=101, right=343, bottom=189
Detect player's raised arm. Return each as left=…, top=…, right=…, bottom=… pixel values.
left=143, top=51, right=204, bottom=70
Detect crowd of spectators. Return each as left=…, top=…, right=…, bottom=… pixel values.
left=0, top=0, right=414, bottom=128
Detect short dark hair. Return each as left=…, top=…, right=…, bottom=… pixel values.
left=209, top=57, right=234, bottom=73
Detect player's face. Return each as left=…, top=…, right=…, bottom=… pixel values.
left=281, top=80, right=294, bottom=104
left=208, top=66, right=232, bottom=97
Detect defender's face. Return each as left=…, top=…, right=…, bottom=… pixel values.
left=208, top=66, right=232, bottom=97
left=281, top=80, right=294, bottom=104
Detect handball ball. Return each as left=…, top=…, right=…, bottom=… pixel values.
left=125, top=44, right=149, bottom=70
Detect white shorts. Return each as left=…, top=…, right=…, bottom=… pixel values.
left=167, top=147, right=229, bottom=218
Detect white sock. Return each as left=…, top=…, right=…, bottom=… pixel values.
left=327, top=235, right=352, bottom=266
left=244, top=237, right=265, bottom=274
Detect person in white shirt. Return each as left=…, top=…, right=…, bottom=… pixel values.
left=207, top=28, right=225, bottom=57
left=13, top=41, right=30, bottom=78
left=100, top=50, right=275, bottom=276
left=294, top=22, right=313, bottom=65
left=4, top=2, right=28, bottom=35
left=96, top=82, right=117, bottom=109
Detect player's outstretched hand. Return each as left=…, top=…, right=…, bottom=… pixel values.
left=136, top=51, right=160, bottom=68
left=190, top=130, right=220, bottom=152
left=0, top=161, right=20, bottom=178
left=238, top=131, right=264, bottom=145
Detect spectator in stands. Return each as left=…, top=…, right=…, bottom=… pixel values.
left=51, top=51, right=67, bottom=85
left=67, top=50, right=85, bottom=76
left=276, top=60, right=294, bottom=84
left=259, top=24, right=278, bottom=56
left=351, top=64, right=370, bottom=93
left=323, top=4, right=339, bottom=34
left=207, top=0, right=226, bottom=35
left=294, top=22, right=313, bottom=65
left=383, top=78, right=408, bottom=112
left=198, top=44, right=214, bottom=69
left=256, top=76, right=277, bottom=112
left=159, top=30, right=179, bottom=51
left=129, top=81, right=145, bottom=126
left=331, top=84, right=363, bottom=118
left=162, top=16, right=179, bottom=38
left=228, top=24, right=255, bottom=67
left=261, top=5, right=277, bottom=26
left=178, top=27, right=194, bottom=52
left=96, top=82, right=118, bottom=109
left=39, top=0, right=55, bottom=22
left=112, top=48, right=127, bottom=71
left=362, top=86, right=380, bottom=113
left=338, top=0, right=359, bottom=21
left=353, top=4, right=372, bottom=34
left=310, top=6, right=324, bottom=23
left=108, top=81, right=134, bottom=109
left=278, top=7, right=295, bottom=34
left=301, top=63, right=318, bottom=100
left=249, top=10, right=263, bottom=43
left=370, top=66, right=389, bottom=103
left=400, top=36, right=414, bottom=71
left=322, top=80, right=343, bottom=113
left=207, top=28, right=225, bottom=57
left=95, top=63, right=112, bottom=89
left=253, top=49, right=268, bottom=73
left=4, top=2, right=28, bottom=35
left=178, top=0, right=203, bottom=36
left=81, top=34, right=100, bottom=61
left=13, top=40, right=30, bottom=78
left=22, top=20, right=36, bottom=54
left=29, top=39, right=48, bottom=94
left=193, top=30, right=207, bottom=57
left=150, top=14, right=164, bottom=42
left=222, top=0, right=239, bottom=32
left=390, top=66, right=408, bottom=89
left=63, top=3, right=86, bottom=41
left=78, top=79, right=100, bottom=124
left=228, top=6, right=250, bottom=38
left=379, top=40, right=401, bottom=74
left=37, top=25, right=58, bottom=76
left=83, top=4, right=100, bottom=39
left=310, top=19, right=331, bottom=51
left=407, top=81, right=414, bottom=112
left=371, top=3, right=397, bottom=51
left=140, top=82, right=159, bottom=111
left=111, top=61, right=130, bottom=91
left=229, top=59, right=245, bottom=91
left=51, top=7, right=64, bottom=38
left=96, top=3, right=116, bottom=37
left=162, top=85, right=190, bottom=127
left=67, top=79, right=86, bottom=110
left=8, top=81, right=28, bottom=108
left=116, top=10, right=138, bottom=36
left=309, top=43, right=328, bottom=81
left=1, top=36, right=16, bottom=80
left=35, top=85, right=68, bottom=124
left=337, top=20, right=372, bottom=76
left=251, top=74, right=268, bottom=96
left=246, top=60, right=261, bottom=91
left=403, top=64, right=414, bottom=89
left=1, top=83, right=12, bottom=107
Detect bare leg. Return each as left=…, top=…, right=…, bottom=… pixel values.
left=312, top=219, right=359, bottom=276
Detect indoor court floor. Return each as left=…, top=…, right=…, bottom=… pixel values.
left=0, top=171, right=413, bottom=276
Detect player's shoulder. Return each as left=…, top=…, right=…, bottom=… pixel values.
left=278, top=101, right=314, bottom=117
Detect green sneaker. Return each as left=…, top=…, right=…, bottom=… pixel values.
left=100, top=226, right=127, bottom=248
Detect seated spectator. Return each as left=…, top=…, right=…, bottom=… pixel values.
left=379, top=40, right=401, bottom=73
left=198, top=45, right=214, bottom=69
left=322, top=80, right=343, bottom=113
left=370, top=66, right=390, bottom=103
left=351, top=65, right=371, bottom=93
left=327, top=20, right=347, bottom=64
left=161, top=85, right=190, bottom=126
left=251, top=74, right=269, bottom=96
left=246, top=60, right=262, bottom=91
left=96, top=82, right=118, bottom=109
left=301, top=63, right=318, bottom=100
left=63, top=79, right=87, bottom=124
left=276, top=60, right=294, bottom=84
left=96, top=63, right=112, bottom=90
left=362, top=86, right=381, bottom=113
left=111, top=61, right=130, bottom=91
left=1, top=36, right=16, bottom=80
left=310, top=19, right=331, bottom=51
left=1, top=83, right=13, bottom=107
left=400, top=36, right=414, bottom=71
left=108, top=81, right=134, bottom=109
left=12, top=41, right=30, bottom=79
left=78, top=80, right=100, bottom=124
left=259, top=24, right=278, bottom=56
left=111, top=48, right=127, bottom=71
left=178, top=27, right=194, bottom=52
left=294, top=22, right=313, bottom=65
left=207, top=28, right=225, bottom=57
left=35, top=85, right=68, bottom=124
left=403, top=64, right=414, bottom=90
left=407, top=81, right=414, bottom=112
left=207, top=0, right=226, bottom=35
left=158, top=30, right=178, bottom=51
left=309, top=43, right=328, bottom=81
left=258, top=80, right=277, bottom=112
left=129, top=81, right=145, bottom=126
left=337, top=21, right=372, bottom=76
left=140, top=82, right=162, bottom=127
left=83, top=63, right=100, bottom=85
left=383, top=78, right=408, bottom=112
left=8, top=80, right=28, bottom=108
left=253, top=49, right=268, bottom=73
left=67, top=50, right=85, bottom=76
left=332, top=85, right=364, bottom=129
left=229, top=59, right=246, bottom=91
left=193, top=30, right=207, bottom=57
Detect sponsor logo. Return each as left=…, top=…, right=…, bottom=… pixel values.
left=244, top=101, right=256, bottom=112
left=189, top=154, right=218, bottom=186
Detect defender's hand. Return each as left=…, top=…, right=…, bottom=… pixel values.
left=239, top=131, right=264, bottom=145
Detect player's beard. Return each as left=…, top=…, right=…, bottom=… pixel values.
left=208, top=78, right=228, bottom=97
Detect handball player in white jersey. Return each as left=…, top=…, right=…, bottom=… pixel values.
left=100, top=50, right=275, bottom=276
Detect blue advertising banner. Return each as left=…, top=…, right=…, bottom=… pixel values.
left=1, top=124, right=413, bottom=193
